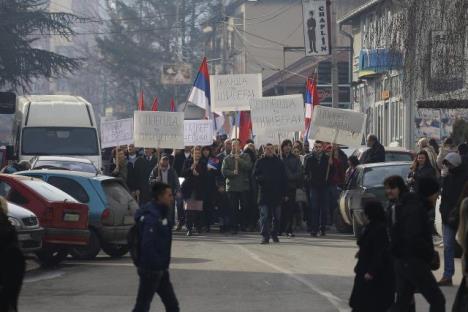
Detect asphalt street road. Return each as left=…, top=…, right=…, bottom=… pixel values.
left=20, top=233, right=462, bottom=312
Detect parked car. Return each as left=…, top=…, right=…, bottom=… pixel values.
left=30, top=156, right=99, bottom=174
left=0, top=174, right=89, bottom=266
left=351, top=146, right=414, bottom=163
left=6, top=200, right=44, bottom=252
left=18, top=170, right=138, bottom=259
left=336, top=161, right=412, bottom=237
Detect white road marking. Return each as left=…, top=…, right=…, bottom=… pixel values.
left=236, top=245, right=350, bottom=312
left=24, top=271, right=65, bottom=283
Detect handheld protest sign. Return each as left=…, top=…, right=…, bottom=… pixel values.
left=134, top=111, right=184, bottom=149
left=210, top=74, right=262, bottom=112
left=100, top=118, right=134, bottom=149
left=308, top=106, right=367, bottom=148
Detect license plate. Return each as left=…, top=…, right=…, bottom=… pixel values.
left=64, top=213, right=80, bottom=222
left=18, top=233, right=31, bottom=240
left=124, top=215, right=134, bottom=225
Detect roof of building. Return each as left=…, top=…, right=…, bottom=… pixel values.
left=338, top=0, right=385, bottom=25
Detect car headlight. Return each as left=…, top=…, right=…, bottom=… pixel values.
left=8, top=217, right=21, bottom=228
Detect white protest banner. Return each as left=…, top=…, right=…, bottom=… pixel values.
left=210, top=73, right=262, bottom=112
left=308, top=106, right=367, bottom=147
left=133, top=111, right=184, bottom=149
left=254, top=131, right=295, bottom=146
left=184, top=120, right=214, bottom=146
left=100, top=118, right=134, bottom=148
left=250, top=94, right=305, bottom=134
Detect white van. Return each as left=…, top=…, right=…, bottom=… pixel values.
left=12, top=95, right=102, bottom=169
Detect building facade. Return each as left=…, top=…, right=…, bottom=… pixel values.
left=339, top=0, right=468, bottom=148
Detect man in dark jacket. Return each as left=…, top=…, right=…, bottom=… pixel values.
left=126, top=144, right=140, bottom=199
left=254, top=144, right=287, bottom=244
left=304, top=140, right=330, bottom=236
left=173, top=147, right=191, bottom=177
left=133, top=182, right=179, bottom=312
left=280, top=140, right=303, bottom=237
left=361, top=134, right=385, bottom=164
left=387, top=176, right=445, bottom=312
left=134, top=148, right=158, bottom=206
left=439, top=152, right=467, bottom=286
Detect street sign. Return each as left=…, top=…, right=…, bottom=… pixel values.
left=302, top=0, right=331, bottom=56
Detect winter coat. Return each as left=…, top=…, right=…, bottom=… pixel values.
left=361, top=142, right=386, bottom=164
left=349, top=221, right=394, bottom=312
left=181, top=158, right=206, bottom=200
left=421, top=146, right=439, bottom=176
left=200, top=156, right=220, bottom=202
left=111, top=160, right=128, bottom=185
left=282, top=153, right=303, bottom=190
left=221, top=153, right=252, bottom=192
left=304, top=151, right=330, bottom=188
left=408, top=163, right=437, bottom=192
left=126, top=155, right=140, bottom=192
left=0, top=212, right=25, bottom=312
left=134, top=202, right=172, bottom=271
left=440, top=165, right=467, bottom=225
left=253, top=155, right=287, bottom=206
left=135, top=156, right=158, bottom=204
left=391, top=193, right=435, bottom=265
left=173, top=152, right=190, bottom=177
left=149, top=166, right=180, bottom=194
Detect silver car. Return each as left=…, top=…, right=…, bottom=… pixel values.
left=7, top=201, right=44, bottom=252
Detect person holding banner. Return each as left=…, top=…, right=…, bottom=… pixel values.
left=304, top=141, right=330, bottom=237
left=221, top=139, right=252, bottom=234
left=201, top=146, right=220, bottom=233
left=111, top=148, right=128, bottom=185
left=181, top=146, right=206, bottom=236
left=254, top=143, right=288, bottom=244
left=135, top=148, right=159, bottom=206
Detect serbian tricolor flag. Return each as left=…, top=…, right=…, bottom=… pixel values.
left=151, top=97, right=159, bottom=111
left=188, top=57, right=211, bottom=118
left=137, top=89, right=145, bottom=111
left=304, top=78, right=319, bottom=138
left=230, top=112, right=252, bottom=146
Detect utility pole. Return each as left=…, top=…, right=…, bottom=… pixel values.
left=330, top=0, right=339, bottom=108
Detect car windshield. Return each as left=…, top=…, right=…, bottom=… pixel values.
left=34, top=160, right=97, bottom=173
left=22, top=127, right=99, bottom=156
left=22, top=179, right=78, bottom=202
left=363, top=165, right=411, bottom=188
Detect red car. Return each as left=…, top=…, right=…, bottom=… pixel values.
left=0, top=174, right=89, bottom=266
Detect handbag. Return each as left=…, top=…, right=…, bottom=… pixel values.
left=431, top=250, right=441, bottom=271
left=452, top=277, right=468, bottom=312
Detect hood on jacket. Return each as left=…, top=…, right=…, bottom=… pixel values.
left=444, top=152, right=462, bottom=168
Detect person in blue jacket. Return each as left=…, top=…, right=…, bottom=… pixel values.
left=133, top=182, right=179, bottom=312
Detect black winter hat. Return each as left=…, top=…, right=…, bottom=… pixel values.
left=418, top=177, right=440, bottom=197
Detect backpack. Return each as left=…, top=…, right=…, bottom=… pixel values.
left=127, top=213, right=145, bottom=266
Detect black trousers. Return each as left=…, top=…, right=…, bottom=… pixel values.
left=227, top=191, right=248, bottom=231
left=394, top=259, right=445, bottom=312
left=133, top=269, right=179, bottom=312
left=281, top=189, right=296, bottom=234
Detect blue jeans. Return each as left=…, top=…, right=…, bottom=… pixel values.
left=259, top=204, right=281, bottom=240
left=309, top=187, right=329, bottom=233
left=442, top=225, right=456, bottom=278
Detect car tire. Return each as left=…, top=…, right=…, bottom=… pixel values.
left=36, top=248, right=68, bottom=267
left=101, top=244, right=129, bottom=258
left=352, top=214, right=363, bottom=238
left=334, top=209, right=353, bottom=234
left=69, top=229, right=101, bottom=260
